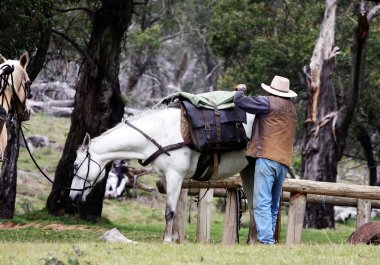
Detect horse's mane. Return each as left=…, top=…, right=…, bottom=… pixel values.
left=92, top=104, right=170, bottom=141
left=126, top=104, right=169, bottom=122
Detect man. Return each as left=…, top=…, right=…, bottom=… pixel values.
left=234, top=75, right=297, bottom=244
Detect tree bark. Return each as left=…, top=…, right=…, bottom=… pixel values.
left=302, top=1, right=377, bottom=228
left=357, top=125, right=379, bottom=186
left=0, top=10, right=52, bottom=218
left=46, top=0, right=133, bottom=221
left=0, top=117, right=20, bottom=218
left=302, top=0, right=339, bottom=229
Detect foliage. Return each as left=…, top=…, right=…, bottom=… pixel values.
left=209, top=0, right=380, bottom=179
left=209, top=0, right=324, bottom=93
left=0, top=0, right=54, bottom=57
left=124, top=25, right=162, bottom=60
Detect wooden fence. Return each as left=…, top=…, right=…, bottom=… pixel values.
left=156, top=177, right=380, bottom=245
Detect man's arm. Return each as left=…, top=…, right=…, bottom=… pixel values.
left=234, top=86, right=270, bottom=115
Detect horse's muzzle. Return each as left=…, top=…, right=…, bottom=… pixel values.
left=17, top=108, right=30, bottom=122
left=71, top=193, right=84, bottom=206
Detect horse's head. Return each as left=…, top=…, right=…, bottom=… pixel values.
left=69, top=133, right=107, bottom=204
left=0, top=53, right=32, bottom=121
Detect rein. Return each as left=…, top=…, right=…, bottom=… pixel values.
left=124, top=119, right=186, bottom=166
left=19, top=124, right=104, bottom=192
left=1, top=63, right=99, bottom=192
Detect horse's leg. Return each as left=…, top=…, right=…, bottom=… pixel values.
left=240, top=165, right=257, bottom=244
left=163, top=170, right=184, bottom=243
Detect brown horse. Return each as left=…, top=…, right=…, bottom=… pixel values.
left=0, top=53, right=32, bottom=160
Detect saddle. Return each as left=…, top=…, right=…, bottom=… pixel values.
left=180, top=98, right=248, bottom=181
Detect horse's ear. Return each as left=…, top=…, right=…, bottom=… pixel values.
left=0, top=54, right=6, bottom=64
left=19, top=52, right=29, bottom=69
left=81, top=133, right=91, bottom=149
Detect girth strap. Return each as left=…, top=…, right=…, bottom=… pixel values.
left=138, top=142, right=186, bottom=166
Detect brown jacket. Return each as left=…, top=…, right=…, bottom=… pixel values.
left=246, top=96, right=297, bottom=168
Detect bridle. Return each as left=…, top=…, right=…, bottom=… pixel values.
left=72, top=150, right=107, bottom=195
left=0, top=63, right=32, bottom=121
left=1, top=63, right=103, bottom=193
left=20, top=122, right=107, bottom=192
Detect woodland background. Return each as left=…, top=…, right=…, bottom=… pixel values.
left=0, top=0, right=379, bottom=230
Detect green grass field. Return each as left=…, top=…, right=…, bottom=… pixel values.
left=0, top=113, right=379, bottom=265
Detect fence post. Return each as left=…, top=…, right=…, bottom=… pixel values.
left=286, top=193, right=306, bottom=246
left=356, top=199, right=371, bottom=228
left=196, top=188, right=214, bottom=243
left=174, top=189, right=188, bottom=243
left=222, top=188, right=239, bottom=245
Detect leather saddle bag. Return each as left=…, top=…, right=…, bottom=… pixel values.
left=181, top=100, right=248, bottom=153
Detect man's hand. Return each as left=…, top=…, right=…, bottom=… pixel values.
left=235, top=84, right=247, bottom=91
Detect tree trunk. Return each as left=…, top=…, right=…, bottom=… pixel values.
left=0, top=117, right=20, bottom=218
left=302, top=1, right=376, bottom=228
left=46, top=0, right=133, bottom=221
left=0, top=10, right=52, bottom=218
left=356, top=125, right=379, bottom=186
left=301, top=0, right=339, bottom=229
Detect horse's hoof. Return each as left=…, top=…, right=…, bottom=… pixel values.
left=163, top=238, right=173, bottom=244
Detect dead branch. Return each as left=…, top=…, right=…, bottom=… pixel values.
left=306, top=0, right=338, bottom=124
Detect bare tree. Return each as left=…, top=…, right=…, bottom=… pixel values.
left=302, top=0, right=380, bottom=228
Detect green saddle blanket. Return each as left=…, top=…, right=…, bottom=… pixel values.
left=155, top=91, right=236, bottom=109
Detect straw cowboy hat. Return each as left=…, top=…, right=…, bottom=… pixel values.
left=261, top=75, right=297, bottom=98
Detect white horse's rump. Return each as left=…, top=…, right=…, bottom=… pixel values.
left=70, top=107, right=256, bottom=243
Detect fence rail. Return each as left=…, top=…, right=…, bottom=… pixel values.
left=156, top=177, right=380, bottom=245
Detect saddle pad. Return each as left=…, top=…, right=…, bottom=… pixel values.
left=180, top=105, right=192, bottom=145
left=155, top=91, right=236, bottom=110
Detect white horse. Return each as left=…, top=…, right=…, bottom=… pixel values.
left=69, top=106, right=256, bottom=243
left=0, top=53, right=32, bottom=160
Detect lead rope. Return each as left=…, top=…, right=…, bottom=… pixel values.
left=19, top=124, right=103, bottom=191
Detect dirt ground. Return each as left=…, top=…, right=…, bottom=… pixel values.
left=0, top=221, right=95, bottom=231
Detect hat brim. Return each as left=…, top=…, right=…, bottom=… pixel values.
left=261, top=83, right=297, bottom=98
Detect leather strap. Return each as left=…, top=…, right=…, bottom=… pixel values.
left=138, top=142, right=186, bottom=166
left=202, top=97, right=221, bottom=148
left=125, top=119, right=171, bottom=156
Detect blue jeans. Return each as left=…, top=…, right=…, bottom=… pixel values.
left=253, top=158, right=287, bottom=244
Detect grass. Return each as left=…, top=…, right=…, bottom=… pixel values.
left=0, top=242, right=379, bottom=265
left=0, top=113, right=379, bottom=264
